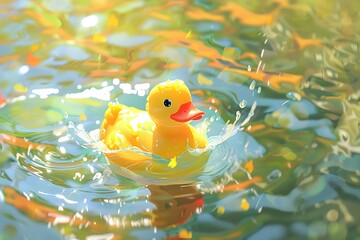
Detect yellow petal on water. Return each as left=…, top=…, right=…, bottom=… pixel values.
left=240, top=199, right=250, bottom=211
left=198, top=74, right=213, bottom=86
left=222, top=47, right=238, bottom=59
left=14, top=83, right=28, bottom=93
left=27, top=53, right=41, bottom=67
left=280, top=147, right=297, bottom=161
left=107, top=13, right=119, bottom=29
left=284, top=152, right=297, bottom=161
left=168, top=156, right=177, bottom=168
left=30, top=44, right=40, bottom=52
left=185, top=30, right=192, bottom=39
left=79, top=113, right=87, bottom=121
left=179, top=229, right=192, bottom=239
left=93, top=32, right=107, bottom=43
left=244, top=160, right=254, bottom=173
left=217, top=206, right=225, bottom=215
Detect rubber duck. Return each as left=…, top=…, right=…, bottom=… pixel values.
left=100, top=80, right=208, bottom=169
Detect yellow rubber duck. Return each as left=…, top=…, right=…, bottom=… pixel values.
left=100, top=80, right=208, bottom=171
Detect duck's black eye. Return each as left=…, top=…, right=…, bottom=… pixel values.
left=163, top=99, right=172, bottom=107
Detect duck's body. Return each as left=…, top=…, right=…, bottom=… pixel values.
left=100, top=80, right=208, bottom=171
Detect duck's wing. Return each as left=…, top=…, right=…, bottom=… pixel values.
left=100, top=103, right=126, bottom=141
left=133, top=113, right=154, bottom=152
left=100, top=104, right=149, bottom=150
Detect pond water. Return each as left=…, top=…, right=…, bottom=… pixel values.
left=0, top=0, right=360, bottom=239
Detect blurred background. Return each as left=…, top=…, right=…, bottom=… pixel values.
left=0, top=0, right=359, bottom=239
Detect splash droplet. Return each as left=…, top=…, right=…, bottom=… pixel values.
left=286, top=92, right=302, bottom=101
left=249, top=81, right=256, bottom=90
left=267, top=169, right=282, bottom=181
left=236, top=111, right=241, bottom=120
left=239, top=100, right=247, bottom=108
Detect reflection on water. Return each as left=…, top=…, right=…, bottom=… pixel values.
left=148, top=185, right=203, bottom=229
left=0, top=0, right=360, bottom=239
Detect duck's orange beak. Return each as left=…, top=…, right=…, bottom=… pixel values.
left=170, top=102, right=205, bottom=122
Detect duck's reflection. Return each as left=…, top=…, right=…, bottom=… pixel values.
left=147, top=184, right=204, bottom=228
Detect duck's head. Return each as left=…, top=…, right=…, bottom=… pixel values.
left=147, top=80, right=204, bottom=127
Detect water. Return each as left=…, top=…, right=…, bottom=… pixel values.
left=0, top=0, right=360, bottom=239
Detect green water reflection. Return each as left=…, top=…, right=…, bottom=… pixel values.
left=0, top=0, right=359, bottom=239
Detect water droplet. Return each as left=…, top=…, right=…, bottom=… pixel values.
left=327, top=209, right=339, bottom=222
left=247, top=65, right=252, bottom=71
left=257, top=87, right=262, bottom=94
left=239, top=100, right=247, bottom=108
left=93, top=172, right=101, bottom=180
left=59, top=146, right=67, bottom=154
left=236, top=111, right=241, bottom=120
left=73, top=172, right=83, bottom=181
left=267, top=169, right=282, bottom=181
left=65, top=121, right=75, bottom=128
left=249, top=81, right=256, bottom=90
left=286, top=92, right=302, bottom=101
